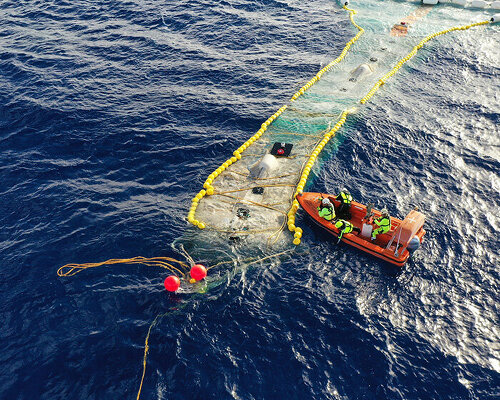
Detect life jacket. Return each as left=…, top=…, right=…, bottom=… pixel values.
left=339, top=191, right=352, bottom=205
left=335, top=220, right=354, bottom=234
left=318, top=206, right=334, bottom=221
left=374, top=216, right=391, bottom=233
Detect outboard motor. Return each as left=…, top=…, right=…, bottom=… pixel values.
left=386, top=209, right=425, bottom=256
left=407, top=236, right=421, bottom=252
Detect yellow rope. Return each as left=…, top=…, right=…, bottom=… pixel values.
left=207, top=257, right=253, bottom=270
left=213, top=183, right=296, bottom=195
left=137, top=313, right=163, bottom=400
left=216, top=193, right=288, bottom=215
left=230, top=171, right=299, bottom=180
left=266, top=216, right=288, bottom=247
left=266, top=201, right=289, bottom=207
left=203, top=226, right=284, bottom=235
left=57, top=256, right=190, bottom=399
left=360, top=19, right=491, bottom=104
left=270, top=131, right=323, bottom=138
left=213, top=194, right=290, bottom=209
left=57, top=256, right=190, bottom=278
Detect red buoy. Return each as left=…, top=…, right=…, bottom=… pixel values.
left=190, top=264, right=207, bottom=281
left=164, top=275, right=180, bottom=292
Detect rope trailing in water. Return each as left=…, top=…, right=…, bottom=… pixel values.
left=360, top=19, right=492, bottom=104
left=136, top=249, right=295, bottom=400
left=199, top=226, right=284, bottom=235
left=207, top=249, right=295, bottom=270
left=187, top=3, right=364, bottom=230
left=57, top=256, right=190, bottom=278
left=57, top=255, right=189, bottom=400
left=217, top=193, right=290, bottom=215
left=137, top=312, right=163, bottom=400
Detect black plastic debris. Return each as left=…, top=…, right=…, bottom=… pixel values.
left=270, top=142, right=293, bottom=157
left=236, top=207, right=250, bottom=219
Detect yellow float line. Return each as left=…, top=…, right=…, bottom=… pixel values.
left=287, top=109, right=351, bottom=245
left=187, top=4, right=364, bottom=230
left=290, top=19, right=493, bottom=246
left=360, top=20, right=491, bottom=104
left=290, top=5, right=364, bottom=102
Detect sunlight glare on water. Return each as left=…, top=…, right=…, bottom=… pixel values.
left=0, top=0, right=498, bottom=399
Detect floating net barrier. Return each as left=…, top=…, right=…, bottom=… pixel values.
left=57, top=2, right=498, bottom=286
left=186, top=0, right=498, bottom=253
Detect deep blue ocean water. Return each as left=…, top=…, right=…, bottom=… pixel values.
left=1, top=1, right=499, bottom=399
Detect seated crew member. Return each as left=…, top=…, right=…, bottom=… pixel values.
left=371, top=208, right=391, bottom=241
left=336, top=188, right=353, bottom=220
left=334, top=219, right=361, bottom=243
left=317, top=198, right=335, bottom=221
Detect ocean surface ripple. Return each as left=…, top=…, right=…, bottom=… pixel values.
left=0, top=0, right=498, bottom=399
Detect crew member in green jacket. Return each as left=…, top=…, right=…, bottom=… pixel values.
left=371, top=208, right=391, bottom=240
left=317, top=198, right=335, bottom=221
left=336, top=188, right=353, bottom=220
left=334, top=219, right=360, bottom=243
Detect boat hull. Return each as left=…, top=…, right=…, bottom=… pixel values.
left=296, top=192, right=425, bottom=267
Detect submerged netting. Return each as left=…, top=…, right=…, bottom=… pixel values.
left=186, top=0, right=498, bottom=253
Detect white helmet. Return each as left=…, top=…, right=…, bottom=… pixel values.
left=381, top=208, right=389, bottom=216
left=322, top=198, right=333, bottom=207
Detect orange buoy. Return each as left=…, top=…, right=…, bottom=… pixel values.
left=164, top=275, right=180, bottom=292
left=190, top=264, right=207, bottom=281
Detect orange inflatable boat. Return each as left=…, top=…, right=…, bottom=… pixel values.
left=296, top=192, right=426, bottom=267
